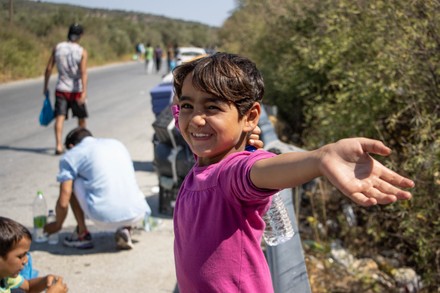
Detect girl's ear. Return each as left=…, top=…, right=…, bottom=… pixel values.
left=243, top=102, right=261, bottom=132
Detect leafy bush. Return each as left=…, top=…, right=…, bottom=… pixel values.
left=0, top=26, right=44, bottom=81
left=219, top=0, right=440, bottom=290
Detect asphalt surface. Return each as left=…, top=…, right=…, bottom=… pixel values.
left=0, top=61, right=178, bottom=292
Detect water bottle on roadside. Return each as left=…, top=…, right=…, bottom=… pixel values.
left=262, top=192, right=295, bottom=246
left=33, top=191, right=47, bottom=243
left=245, top=145, right=294, bottom=246
left=47, top=209, right=59, bottom=245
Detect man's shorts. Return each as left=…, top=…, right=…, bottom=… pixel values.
left=54, top=91, right=88, bottom=119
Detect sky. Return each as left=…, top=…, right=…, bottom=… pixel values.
left=42, top=0, right=237, bottom=27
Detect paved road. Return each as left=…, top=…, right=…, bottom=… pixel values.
left=0, top=62, right=178, bottom=292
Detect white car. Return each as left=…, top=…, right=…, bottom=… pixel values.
left=175, top=47, right=207, bottom=66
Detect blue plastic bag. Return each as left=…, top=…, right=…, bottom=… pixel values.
left=39, top=91, right=55, bottom=126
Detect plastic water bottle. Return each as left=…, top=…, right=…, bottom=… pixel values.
left=33, top=191, right=47, bottom=243
left=245, top=145, right=295, bottom=246
left=47, top=210, right=59, bottom=245
left=143, top=212, right=151, bottom=232
left=263, top=192, right=295, bottom=246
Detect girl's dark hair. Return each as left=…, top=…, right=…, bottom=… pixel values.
left=64, top=127, right=93, bottom=149
left=0, top=217, right=32, bottom=258
left=173, top=52, right=265, bottom=117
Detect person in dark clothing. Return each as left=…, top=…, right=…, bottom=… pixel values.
left=154, top=45, right=163, bottom=73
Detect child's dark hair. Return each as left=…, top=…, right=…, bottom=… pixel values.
left=173, top=52, right=265, bottom=117
left=64, top=127, right=93, bottom=149
left=0, top=217, right=32, bottom=258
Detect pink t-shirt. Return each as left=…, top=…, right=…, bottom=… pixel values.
left=174, top=150, right=278, bottom=292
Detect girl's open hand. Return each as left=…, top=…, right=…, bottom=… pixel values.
left=319, top=138, right=414, bottom=206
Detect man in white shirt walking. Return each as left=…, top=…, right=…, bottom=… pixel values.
left=43, top=24, right=88, bottom=155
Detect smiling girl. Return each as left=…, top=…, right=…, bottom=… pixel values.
left=171, top=53, right=414, bottom=292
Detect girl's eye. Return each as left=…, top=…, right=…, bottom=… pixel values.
left=180, top=103, right=192, bottom=109
left=207, top=105, right=220, bottom=110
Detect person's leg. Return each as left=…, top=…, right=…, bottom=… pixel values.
left=72, top=100, right=88, bottom=129
left=148, top=59, right=153, bottom=74
left=64, top=178, right=94, bottom=249
left=107, top=205, right=147, bottom=250
left=54, top=115, right=65, bottom=153
left=115, top=226, right=134, bottom=250
left=53, top=94, right=68, bottom=154
left=156, top=59, right=161, bottom=72
left=69, top=190, right=88, bottom=235
left=78, top=118, right=86, bottom=128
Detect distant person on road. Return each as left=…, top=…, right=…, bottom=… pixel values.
left=171, top=53, right=415, bottom=292
left=166, top=44, right=176, bottom=72
left=154, top=45, right=163, bottom=73
left=135, top=42, right=145, bottom=61
left=145, top=43, right=154, bottom=74
left=0, top=216, right=68, bottom=293
left=43, top=23, right=88, bottom=155
left=43, top=127, right=151, bottom=250
left=173, top=44, right=179, bottom=62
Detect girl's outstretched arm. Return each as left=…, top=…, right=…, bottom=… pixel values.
left=251, top=138, right=414, bottom=206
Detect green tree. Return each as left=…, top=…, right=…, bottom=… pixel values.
left=219, top=0, right=440, bottom=289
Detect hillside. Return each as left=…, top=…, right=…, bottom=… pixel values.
left=0, top=0, right=217, bottom=82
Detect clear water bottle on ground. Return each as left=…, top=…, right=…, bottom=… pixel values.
left=263, top=192, right=295, bottom=246
left=143, top=212, right=163, bottom=232
left=47, top=209, right=59, bottom=245
left=143, top=212, right=151, bottom=232
left=33, top=191, right=47, bottom=243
